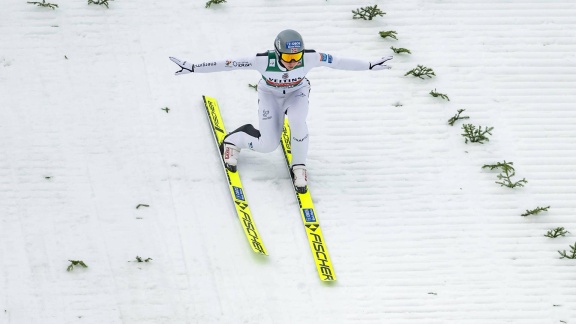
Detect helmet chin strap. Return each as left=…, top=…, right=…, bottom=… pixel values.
left=274, top=48, right=288, bottom=69
left=274, top=45, right=282, bottom=60
left=278, top=59, right=290, bottom=70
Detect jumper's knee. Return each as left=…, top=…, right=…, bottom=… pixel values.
left=257, top=140, right=280, bottom=153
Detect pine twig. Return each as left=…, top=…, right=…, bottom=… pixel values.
left=352, top=5, right=385, bottom=20
left=521, top=206, right=550, bottom=217
left=390, top=46, right=411, bottom=54
left=430, top=89, right=450, bottom=101
left=482, top=161, right=527, bottom=188
left=558, top=242, right=576, bottom=259
left=462, top=124, right=494, bottom=144
left=405, top=65, right=435, bottom=79
left=88, top=0, right=113, bottom=8
left=205, top=0, right=226, bottom=8
left=545, top=227, right=569, bottom=238
left=448, top=109, right=470, bottom=126
left=134, top=256, right=153, bottom=263
left=379, top=31, right=397, bottom=40
left=67, top=260, right=88, bottom=272
left=28, top=0, right=58, bottom=9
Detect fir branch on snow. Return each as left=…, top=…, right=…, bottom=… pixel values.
left=521, top=206, right=550, bottom=217
left=430, top=89, right=450, bottom=101
left=136, top=204, right=150, bottom=209
left=558, top=242, right=576, bottom=259
left=379, top=30, right=397, bottom=40
left=448, top=109, right=470, bottom=126
left=352, top=5, right=385, bottom=20
left=133, top=256, right=153, bottom=263
left=482, top=160, right=528, bottom=188
left=161, top=107, right=170, bottom=113
left=88, top=0, right=113, bottom=8
left=205, top=0, right=226, bottom=8
left=248, top=83, right=258, bottom=91
left=545, top=227, right=569, bottom=238
left=28, top=0, right=58, bottom=9
left=405, top=65, right=435, bottom=79
left=390, top=46, right=411, bottom=54
left=67, top=260, right=88, bottom=272
left=462, top=124, right=493, bottom=144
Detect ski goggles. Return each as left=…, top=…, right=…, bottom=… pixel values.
left=280, top=51, right=303, bottom=62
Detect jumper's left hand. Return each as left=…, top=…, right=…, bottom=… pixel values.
left=369, top=56, right=393, bottom=70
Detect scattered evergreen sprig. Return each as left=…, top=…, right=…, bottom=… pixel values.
left=136, top=204, right=150, bottom=209
left=67, top=260, right=88, bottom=272
left=390, top=46, right=411, bottom=54
left=161, top=107, right=170, bottom=113
left=352, top=5, right=385, bottom=20
left=205, top=0, right=226, bottom=8
left=521, top=206, right=550, bottom=217
left=430, top=89, right=450, bottom=101
left=248, top=83, right=258, bottom=91
left=88, top=0, right=113, bottom=8
left=28, top=0, right=58, bottom=9
left=405, top=65, right=435, bottom=79
left=379, top=30, right=397, bottom=40
left=482, top=161, right=528, bottom=188
left=462, top=124, right=493, bottom=144
left=545, top=227, right=569, bottom=238
left=558, top=242, right=576, bottom=259
left=134, top=256, right=153, bottom=263
left=448, top=109, right=470, bottom=126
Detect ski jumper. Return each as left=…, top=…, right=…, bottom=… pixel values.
left=192, top=50, right=377, bottom=166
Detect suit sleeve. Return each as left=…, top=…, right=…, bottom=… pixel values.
left=306, top=51, right=370, bottom=71
left=192, top=55, right=267, bottom=73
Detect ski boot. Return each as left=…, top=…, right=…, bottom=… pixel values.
left=291, top=164, right=308, bottom=194
left=220, top=141, right=240, bottom=172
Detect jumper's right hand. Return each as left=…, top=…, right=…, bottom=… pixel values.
left=169, top=57, right=194, bottom=75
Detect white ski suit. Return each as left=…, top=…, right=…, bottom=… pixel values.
left=184, top=50, right=391, bottom=166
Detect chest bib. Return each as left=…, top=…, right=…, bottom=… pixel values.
left=261, top=51, right=306, bottom=88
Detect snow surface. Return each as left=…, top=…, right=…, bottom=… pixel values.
left=1, top=0, right=576, bottom=323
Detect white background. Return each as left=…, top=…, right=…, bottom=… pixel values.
left=1, top=0, right=575, bottom=323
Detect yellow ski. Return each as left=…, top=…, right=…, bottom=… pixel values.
left=281, top=118, right=336, bottom=281
left=202, top=96, right=267, bottom=255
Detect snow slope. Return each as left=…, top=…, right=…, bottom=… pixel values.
left=1, top=0, right=576, bottom=323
